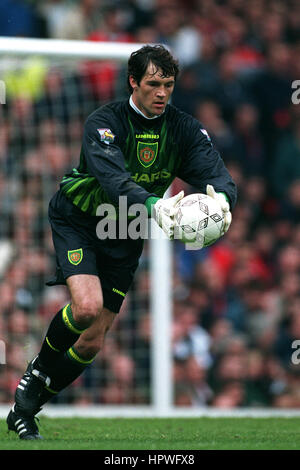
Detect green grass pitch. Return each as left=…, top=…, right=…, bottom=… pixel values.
left=1, top=417, right=300, bottom=450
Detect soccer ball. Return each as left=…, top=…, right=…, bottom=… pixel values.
left=174, top=193, right=224, bottom=247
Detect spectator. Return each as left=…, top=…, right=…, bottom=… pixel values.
left=0, top=0, right=46, bottom=37
left=244, top=349, right=271, bottom=406
left=251, top=42, right=293, bottom=165
left=212, top=381, right=245, bottom=408
left=182, top=356, right=213, bottom=406
left=272, top=120, right=300, bottom=200
left=153, top=3, right=202, bottom=66
left=194, top=100, right=236, bottom=159
left=231, top=104, right=266, bottom=177
left=173, top=304, right=213, bottom=368
left=172, top=34, right=220, bottom=115
left=273, top=311, right=300, bottom=367
left=40, top=0, right=101, bottom=40
left=212, top=51, right=253, bottom=123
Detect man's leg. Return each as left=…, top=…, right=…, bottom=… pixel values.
left=8, top=274, right=111, bottom=439
left=38, top=277, right=116, bottom=405
left=38, top=306, right=116, bottom=405
left=38, top=274, right=103, bottom=372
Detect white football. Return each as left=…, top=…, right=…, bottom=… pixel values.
left=174, top=193, right=224, bottom=247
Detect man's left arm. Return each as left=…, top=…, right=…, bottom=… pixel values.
left=177, top=122, right=237, bottom=210
left=177, top=119, right=237, bottom=233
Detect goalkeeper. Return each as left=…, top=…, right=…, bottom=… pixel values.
left=7, top=45, right=237, bottom=439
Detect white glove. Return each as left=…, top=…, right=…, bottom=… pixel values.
left=206, top=184, right=232, bottom=235
left=153, top=191, right=184, bottom=239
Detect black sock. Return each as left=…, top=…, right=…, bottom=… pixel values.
left=38, top=304, right=87, bottom=372
left=38, top=346, right=95, bottom=406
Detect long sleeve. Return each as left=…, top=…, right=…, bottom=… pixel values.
left=177, top=117, right=237, bottom=209
left=82, top=113, right=158, bottom=209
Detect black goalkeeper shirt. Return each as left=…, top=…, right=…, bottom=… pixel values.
left=60, top=99, right=237, bottom=216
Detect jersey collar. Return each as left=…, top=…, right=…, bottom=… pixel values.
left=129, top=95, right=165, bottom=120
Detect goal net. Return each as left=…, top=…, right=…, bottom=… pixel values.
left=0, top=38, right=174, bottom=417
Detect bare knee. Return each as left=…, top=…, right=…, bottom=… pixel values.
left=67, top=274, right=103, bottom=328
left=71, top=298, right=103, bottom=327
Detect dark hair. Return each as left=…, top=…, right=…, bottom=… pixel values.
left=127, top=44, right=179, bottom=93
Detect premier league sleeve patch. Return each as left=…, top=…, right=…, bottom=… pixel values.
left=97, top=128, right=115, bottom=145
left=200, top=128, right=212, bottom=143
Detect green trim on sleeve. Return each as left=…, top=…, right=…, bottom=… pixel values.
left=218, top=192, right=230, bottom=204
left=145, top=196, right=160, bottom=216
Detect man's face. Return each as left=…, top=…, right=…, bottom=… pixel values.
left=130, top=62, right=175, bottom=118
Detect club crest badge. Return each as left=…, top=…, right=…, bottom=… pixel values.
left=68, top=248, right=83, bottom=266
left=200, top=128, right=211, bottom=142
left=137, top=141, right=158, bottom=168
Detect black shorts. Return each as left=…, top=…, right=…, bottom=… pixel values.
left=46, top=191, right=144, bottom=313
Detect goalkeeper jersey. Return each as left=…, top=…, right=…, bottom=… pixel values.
left=60, top=99, right=237, bottom=216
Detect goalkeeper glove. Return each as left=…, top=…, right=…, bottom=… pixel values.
left=206, top=184, right=232, bottom=235
left=153, top=190, right=184, bottom=239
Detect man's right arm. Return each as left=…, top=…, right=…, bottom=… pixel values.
left=82, top=114, right=158, bottom=210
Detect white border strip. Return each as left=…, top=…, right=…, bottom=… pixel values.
left=2, top=405, right=300, bottom=418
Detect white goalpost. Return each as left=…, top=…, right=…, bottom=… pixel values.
left=1, top=37, right=298, bottom=420
left=0, top=37, right=146, bottom=60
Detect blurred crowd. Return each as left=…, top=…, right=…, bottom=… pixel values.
left=0, top=0, right=300, bottom=409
